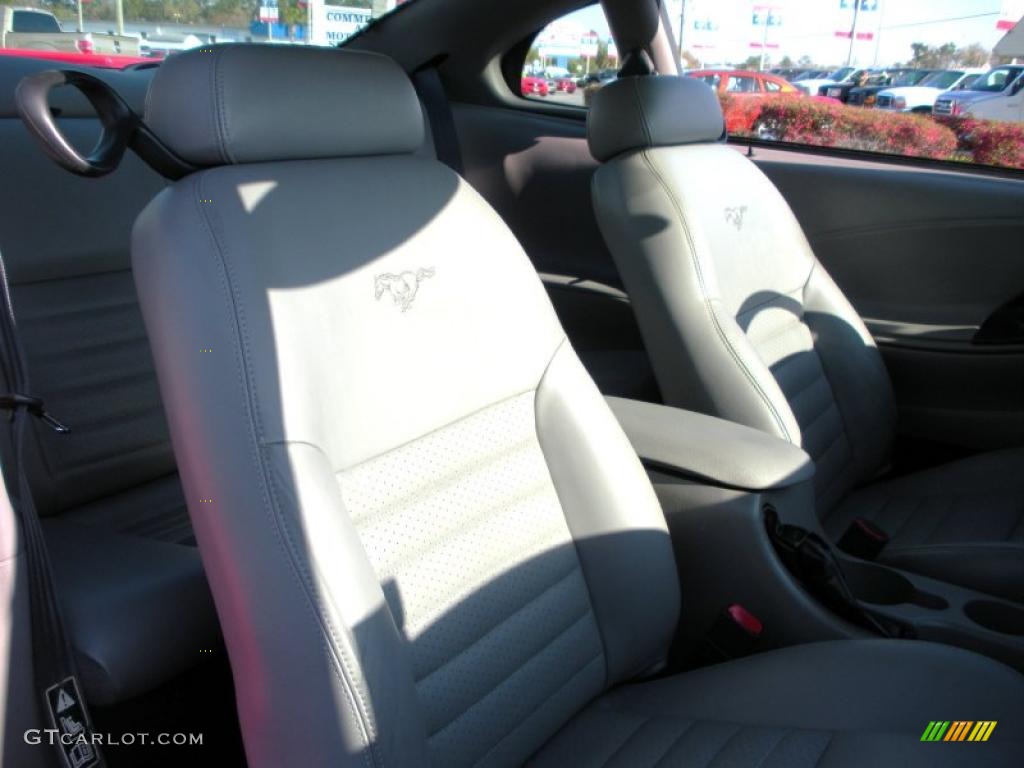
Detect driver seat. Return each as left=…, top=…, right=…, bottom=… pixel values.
left=132, top=45, right=1024, bottom=767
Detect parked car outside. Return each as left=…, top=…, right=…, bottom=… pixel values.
left=553, top=76, right=576, bottom=93
left=792, top=65, right=861, bottom=95
left=847, top=69, right=935, bottom=107
left=576, top=68, right=617, bottom=87
left=0, top=6, right=138, bottom=55
left=933, top=65, right=1024, bottom=122
left=688, top=69, right=798, bottom=95
left=876, top=69, right=984, bottom=113
left=520, top=75, right=549, bottom=97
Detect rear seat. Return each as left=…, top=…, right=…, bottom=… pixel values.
left=0, top=57, right=219, bottom=705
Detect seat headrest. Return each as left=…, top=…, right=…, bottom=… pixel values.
left=587, top=76, right=725, bottom=162
left=144, top=44, right=424, bottom=166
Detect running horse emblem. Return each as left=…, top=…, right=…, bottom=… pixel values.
left=374, top=268, right=435, bottom=312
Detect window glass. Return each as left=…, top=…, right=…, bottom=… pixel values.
left=765, top=79, right=782, bottom=92
left=666, top=0, right=1024, bottom=170
left=919, top=70, right=965, bottom=89
left=970, top=66, right=1023, bottom=92
left=726, top=75, right=759, bottom=92
left=523, top=4, right=613, bottom=107
left=12, top=10, right=62, bottom=33
left=0, top=0, right=403, bottom=66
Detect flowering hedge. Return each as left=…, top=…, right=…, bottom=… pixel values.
left=934, top=116, right=1024, bottom=169
left=720, top=93, right=1024, bottom=168
left=719, top=94, right=960, bottom=161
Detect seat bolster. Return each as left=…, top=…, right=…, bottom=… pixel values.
left=803, top=264, right=896, bottom=506
left=536, top=342, right=680, bottom=685
left=43, top=520, right=218, bottom=705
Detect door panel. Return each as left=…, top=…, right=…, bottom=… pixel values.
left=757, top=150, right=1024, bottom=452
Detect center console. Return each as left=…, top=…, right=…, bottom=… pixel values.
left=608, top=396, right=1024, bottom=671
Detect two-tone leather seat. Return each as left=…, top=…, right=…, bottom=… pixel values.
left=132, top=45, right=1024, bottom=767
left=588, top=75, right=1024, bottom=602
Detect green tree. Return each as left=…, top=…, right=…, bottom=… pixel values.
left=955, top=43, right=990, bottom=68
left=740, top=54, right=762, bottom=71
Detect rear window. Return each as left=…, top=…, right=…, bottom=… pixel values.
left=5, top=0, right=400, bottom=61
left=12, top=10, right=61, bottom=34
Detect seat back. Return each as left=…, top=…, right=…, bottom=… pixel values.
left=133, top=45, right=679, bottom=767
left=588, top=76, right=897, bottom=510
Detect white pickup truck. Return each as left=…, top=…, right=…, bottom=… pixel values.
left=0, top=7, right=138, bottom=55
left=876, top=69, right=984, bottom=113
left=932, top=65, right=1024, bottom=123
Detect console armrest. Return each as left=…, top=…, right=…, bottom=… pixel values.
left=607, top=396, right=814, bottom=491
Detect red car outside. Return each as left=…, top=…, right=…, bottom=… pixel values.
left=688, top=69, right=798, bottom=96
left=520, top=76, right=549, bottom=97
left=554, top=77, right=577, bottom=94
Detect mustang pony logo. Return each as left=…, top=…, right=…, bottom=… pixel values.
left=374, top=268, right=435, bottom=312
left=724, top=206, right=747, bottom=231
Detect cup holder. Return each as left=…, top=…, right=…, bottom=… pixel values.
left=964, top=600, right=1024, bottom=636
left=843, top=560, right=948, bottom=609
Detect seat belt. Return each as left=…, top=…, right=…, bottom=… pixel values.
left=0, top=253, right=103, bottom=768
left=412, top=65, right=463, bottom=174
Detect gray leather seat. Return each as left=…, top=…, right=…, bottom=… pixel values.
left=588, top=75, right=1024, bottom=602
left=132, top=45, right=1024, bottom=767
left=0, top=56, right=219, bottom=704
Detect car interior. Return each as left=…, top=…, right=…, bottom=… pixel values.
left=0, top=0, right=1022, bottom=766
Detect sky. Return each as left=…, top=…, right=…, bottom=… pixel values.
left=565, top=0, right=1020, bottom=67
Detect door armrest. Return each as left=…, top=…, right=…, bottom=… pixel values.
left=606, top=396, right=814, bottom=491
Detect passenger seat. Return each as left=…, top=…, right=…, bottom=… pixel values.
left=0, top=57, right=219, bottom=705
left=587, top=75, right=1024, bottom=603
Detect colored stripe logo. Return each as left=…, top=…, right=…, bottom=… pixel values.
left=921, top=721, right=997, bottom=742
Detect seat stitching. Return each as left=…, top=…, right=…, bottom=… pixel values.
left=415, top=563, right=582, bottom=686
left=921, top=495, right=958, bottom=545
left=736, top=287, right=804, bottom=319
left=639, top=149, right=792, bottom=442
left=812, top=732, right=834, bottom=768
left=799, top=394, right=838, bottom=439
left=886, top=541, right=1024, bottom=555
left=330, top=386, right=537, bottom=475
left=195, top=176, right=378, bottom=768
left=463, top=652, right=605, bottom=765
left=885, top=495, right=924, bottom=542
left=777, top=363, right=824, bottom=405
left=533, top=337, right=611, bottom=689
left=801, top=263, right=858, bottom=471
left=646, top=719, right=697, bottom=768
left=751, top=728, right=791, bottom=768
left=699, top=723, right=742, bottom=768
left=426, top=590, right=600, bottom=740
left=749, top=313, right=805, bottom=348
left=595, top=714, right=652, bottom=768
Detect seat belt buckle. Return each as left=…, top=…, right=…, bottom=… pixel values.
left=0, top=393, right=69, bottom=433
left=704, top=603, right=763, bottom=661
left=837, top=517, right=888, bottom=560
